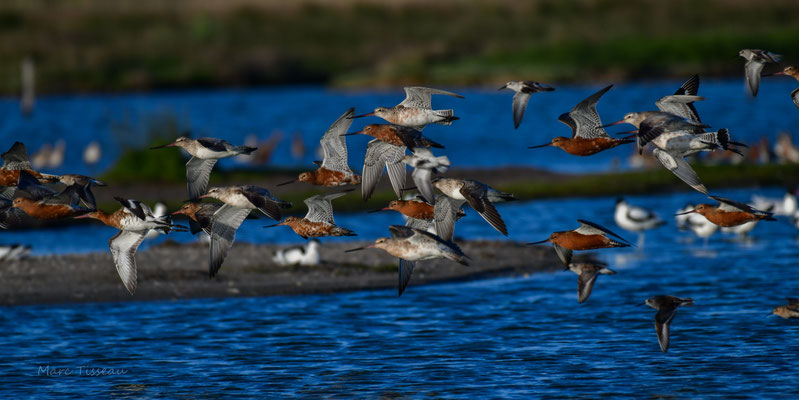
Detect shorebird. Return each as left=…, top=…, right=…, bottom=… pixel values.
left=432, top=178, right=515, bottom=238
left=76, top=197, right=187, bottom=294
left=273, top=240, right=321, bottom=266
left=567, top=262, right=616, bottom=304
left=361, top=139, right=407, bottom=201
left=199, top=185, right=291, bottom=221
left=751, top=189, right=797, bottom=216
left=83, top=140, right=101, bottom=167
left=498, top=80, right=554, bottom=129
left=11, top=171, right=93, bottom=221
left=0, top=141, right=58, bottom=186
left=172, top=201, right=221, bottom=235
left=528, top=219, right=631, bottom=265
left=265, top=191, right=356, bottom=239
left=739, top=49, right=783, bottom=96
left=401, top=148, right=450, bottom=204
left=767, top=65, right=799, bottom=108
left=602, top=111, right=710, bottom=152
left=772, top=298, right=799, bottom=319
left=344, top=124, right=444, bottom=150
left=655, top=75, right=704, bottom=122
left=615, top=198, right=664, bottom=233
left=372, top=195, right=466, bottom=233
left=677, top=196, right=776, bottom=227
left=677, top=204, right=718, bottom=245
left=529, top=85, right=634, bottom=156
left=280, top=108, right=360, bottom=187
left=643, top=295, right=694, bottom=353
left=56, top=174, right=106, bottom=209
left=352, top=86, right=464, bottom=130
left=0, top=243, right=31, bottom=261
left=346, top=225, right=469, bottom=296
left=151, top=136, right=257, bottom=200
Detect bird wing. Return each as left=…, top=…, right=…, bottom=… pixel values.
left=320, top=107, right=355, bottom=173
left=656, top=75, right=702, bottom=122
left=208, top=204, right=251, bottom=277
left=553, top=243, right=573, bottom=266
left=304, top=191, right=347, bottom=224
left=511, top=91, right=531, bottom=129
left=405, top=217, right=432, bottom=231
left=16, top=170, right=57, bottom=200
left=240, top=189, right=282, bottom=221
left=459, top=181, right=508, bottom=236
left=411, top=167, right=435, bottom=204
left=398, top=258, right=416, bottom=296
left=114, top=197, right=149, bottom=220
left=709, top=196, right=760, bottom=214
left=196, top=137, right=229, bottom=152
left=109, top=230, right=147, bottom=295
left=565, top=85, right=612, bottom=139
left=791, top=88, right=799, bottom=109
left=399, top=86, right=463, bottom=109
left=744, top=59, right=766, bottom=96
left=577, top=270, right=600, bottom=303
left=1, top=142, right=32, bottom=170
left=653, top=149, right=708, bottom=195
left=185, top=157, right=217, bottom=200
left=654, top=307, right=678, bottom=353
left=575, top=219, right=629, bottom=243
left=361, top=139, right=406, bottom=200
left=433, top=196, right=466, bottom=241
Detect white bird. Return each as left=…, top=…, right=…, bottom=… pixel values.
left=402, top=147, right=450, bottom=204
left=273, top=240, right=321, bottom=267
left=751, top=189, right=796, bottom=216
left=0, top=244, right=31, bottom=261
left=83, top=141, right=101, bottom=167
left=677, top=204, right=717, bottom=245
left=614, top=198, right=664, bottom=246
left=143, top=202, right=168, bottom=240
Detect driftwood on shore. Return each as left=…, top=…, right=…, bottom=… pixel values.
left=0, top=240, right=587, bottom=306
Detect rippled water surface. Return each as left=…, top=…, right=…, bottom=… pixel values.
left=2, top=187, right=799, bottom=398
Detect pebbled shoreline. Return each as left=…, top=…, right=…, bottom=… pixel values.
left=0, top=240, right=591, bottom=306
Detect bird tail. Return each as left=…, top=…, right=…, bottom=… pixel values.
left=422, top=137, right=446, bottom=149
left=434, top=110, right=459, bottom=126
left=234, top=145, right=258, bottom=155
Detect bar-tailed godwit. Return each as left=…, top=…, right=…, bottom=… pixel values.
left=345, top=124, right=444, bottom=149
left=739, top=49, right=783, bottom=96
left=361, top=139, right=407, bottom=201
left=0, top=141, right=58, bottom=186
left=265, top=190, right=356, bottom=239
left=528, top=219, right=631, bottom=265
left=432, top=178, right=515, bottom=237
left=498, top=80, right=554, bottom=129
left=352, top=87, right=464, bottom=130
left=677, top=196, right=776, bottom=227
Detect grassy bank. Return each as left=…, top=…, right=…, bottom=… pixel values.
left=1, top=0, right=798, bottom=94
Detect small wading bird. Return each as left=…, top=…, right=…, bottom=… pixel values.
left=352, top=86, right=464, bottom=130
left=171, top=202, right=221, bottom=236
left=151, top=136, right=257, bottom=200
left=279, top=108, right=361, bottom=187
left=643, top=295, right=694, bottom=353
left=273, top=240, right=321, bottom=267
left=677, top=196, right=776, bottom=227
left=529, top=85, right=635, bottom=156
left=432, top=178, right=515, bottom=238
left=75, top=197, right=187, bottom=294
left=771, top=298, right=799, bottom=319
left=766, top=65, right=799, bottom=108
left=265, top=190, right=356, bottom=239
left=346, top=225, right=469, bottom=296
left=566, top=262, right=616, bottom=304
left=528, top=219, right=631, bottom=265
left=498, top=80, right=555, bottom=129
left=739, top=49, right=783, bottom=96
left=0, top=141, right=58, bottom=186
left=9, top=171, right=93, bottom=223
left=401, top=148, right=450, bottom=204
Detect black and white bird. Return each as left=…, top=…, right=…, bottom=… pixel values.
left=498, top=80, right=554, bottom=129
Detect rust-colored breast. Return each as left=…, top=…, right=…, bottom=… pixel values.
left=18, top=203, right=77, bottom=220
left=704, top=210, right=756, bottom=227
left=291, top=220, right=340, bottom=238
left=311, top=168, right=361, bottom=186
left=397, top=202, right=435, bottom=220
left=553, top=232, right=614, bottom=250
left=372, top=130, right=404, bottom=147
left=561, top=138, right=627, bottom=156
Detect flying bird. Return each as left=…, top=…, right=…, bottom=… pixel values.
left=498, top=80, right=554, bottom=129
left=566, top=262, right=616, bottom=304
left=739, top=49, right=783, bottom=96
left=360, top=139, right=407, bottom=201
left=265, top=191, right=356, bottom=239
left=432, top=178, right=515, bottom=238
left=528, top=219, right=631, bottom=265
left=643, top=295, right=694, bottom=353
left=352, top=86, right=464, bottom=130
left=677, top=196, right=776, bottom=227
left=401, top=148, right=450, bottom=204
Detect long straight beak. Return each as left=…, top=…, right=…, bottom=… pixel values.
left=341, top=131, right=363, bottom=137
left=350, top=112, right=375, bottom=119
left=498, top=85, right=507, bottom=91
left=344, top=247, right=365, bottom=252
left=73, top=214, right=92, bottom=219
left=196, top=194, right=210, bottom=200
left=766, top=312, right=775, bottom=317
left=528, top=143, right=551, bottom=149
left=171, top=210, right=184, bottom=215
left=764, top=72, right=785, bottom=77
left=526, top=239, right=550, bottom=245
left=675, top=210, right=696, bottom=216
left=263, top=223, right=284, bottom=228
left=149, top=143, right=176, bottom=149
left=614, top=130, right=638, bottom=136
left=599, top=120, right=625, bottom=128
left=276, top=180, right=295, bottom=186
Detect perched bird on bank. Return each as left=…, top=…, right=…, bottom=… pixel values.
left=265, top=191, right=356, bottom=239
left=771, top=298, right=799, bottom=319
left=402, top=148, right=450, bottom=204
left=498, top=80, right=554, bottom=129
left=0, top=141, right=58, bottom=186
left=281, top=108, right=360, bottom=187
left=528, top=219, right=631, bottom=265
left=643, top=295, right=694, bottom=353
left=739, top=49, right=783, bottom=96
left=432, top=178, right=515, bottom=238
left=677, top=196, right=776, bottom=227
left=766, top=65, right=799, bottom=108
left=529, top=85, right=634, bottom=156
left=346, top=225, right=469, bottom=296
left=151, top=136, right=257, bottom=200
left=352, top=86, right=464, bottom=130
left=273, top=240, right=321, bottom=267
left=75, top=197, right=187, bottom=294
left=567, top=262, right=616, bottom=304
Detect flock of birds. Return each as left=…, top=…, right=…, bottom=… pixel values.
left=1, top=49, right=799, bottom=354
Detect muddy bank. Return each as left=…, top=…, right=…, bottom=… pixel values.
left=0, top=240, right=592, bottom=306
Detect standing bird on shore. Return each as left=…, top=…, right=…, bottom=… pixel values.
left=498, top=80, right=554, bottom=129
left=432, top=178, right=515, bottom=237
left=567, top=262, right=616, bottom=304
left=280, top=108, right=360, bottom=187
left=739, top=49, right=783, bottom=96
left=346, top=225, right=469, bottom=296
left=528, top=219, right=631, bottom=265
left=150, top=136, right=257, bottom=200
left=265, top=191, right=356, bottom=239
left=352, top=86, right=464, bottom=130
left=273, top=240, right=321, bottom=267
left=529, top=85, right=634, bottom=156
left=360, top=139, right=407, bottom=201
left=677, top=196, right=776, bottom=227
left=614, top=198, right=664, bottom=246
left=643, top=295, right=694, bottom=353
left=771, top=298, right=799, bottom=319
left=402, top=148, right=450, bottom=204
left=75, top=197, right=187, bottom=294
left=767, top=65, right=799, bottom=108
left=0, top=141, right=58, bottom=186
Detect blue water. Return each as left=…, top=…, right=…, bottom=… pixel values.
left=2, top=187, right=799, bottom=397
left=1, top=78, right=798, bottom=176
